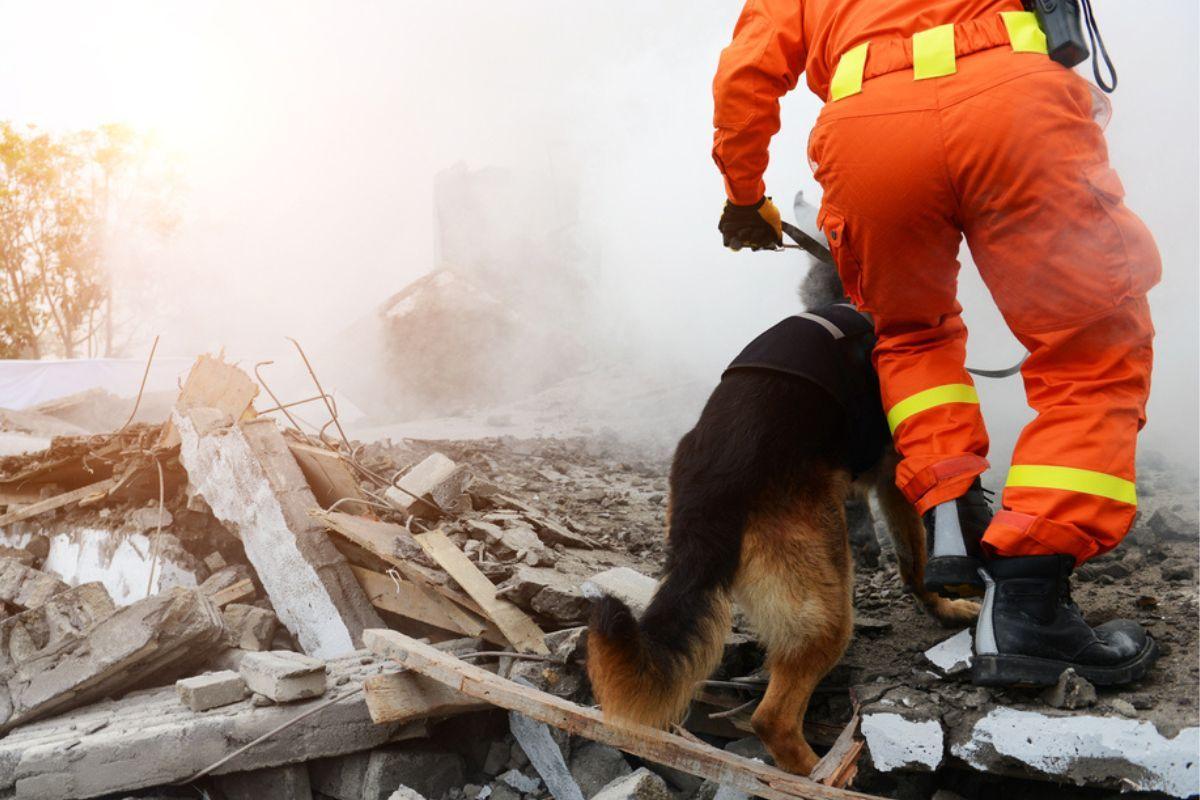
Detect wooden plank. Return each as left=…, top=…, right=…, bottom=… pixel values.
left=313, top=510, right=490, bottom=626
left=158, top=354, right=259, bottom=448
left=0, top=479, right=117, bottom=528
left=289, top=443, right=371, bottom=516
left=362, top=671, right=490, bottom=724
left=809, top=714, right=862, bottom=788
left=364, top=630, right=881, bottom=800
left=414, top=530, right=548, bottom=655
left=207, top=578, right=255, bottom=608
left=351, top=565, right=504, bottom=645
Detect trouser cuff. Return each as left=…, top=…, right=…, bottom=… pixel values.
left=899, top=454, right=990, bottom=515
left=982, top=510, right=1101, bottom=566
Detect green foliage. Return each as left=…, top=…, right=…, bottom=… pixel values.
left=0, top=122, right=178, bottom=358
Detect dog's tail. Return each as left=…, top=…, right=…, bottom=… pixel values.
left=587, top=376, right=781, bottom=729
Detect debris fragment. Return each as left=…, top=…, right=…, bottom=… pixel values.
left=238, top=650, right=328, bottom=702
left=1041, top=668, right=1098, bottom=710
left=923, top=629, right=973, bottom=676
left=509, top=704, right=585, bottom=800
left=581, top=567, right=657, bottom=616
left=176, top=670, right=251, bottom=711
left=386, top=452, right=472, bottom=516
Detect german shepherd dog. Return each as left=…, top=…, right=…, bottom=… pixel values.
left=586, top=262, right=979, bottom=775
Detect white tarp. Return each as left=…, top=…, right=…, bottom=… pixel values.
left=0, top=357, right=196, bottom=410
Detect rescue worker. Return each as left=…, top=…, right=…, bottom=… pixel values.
left=713, top=0, right=1161, bottom=687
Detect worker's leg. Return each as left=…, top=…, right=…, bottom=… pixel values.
left=944, top=56, right=1161, bottom=564
left=809, top=100, right=989, bottom=517
left=987, top=298, right=1153, bottom=562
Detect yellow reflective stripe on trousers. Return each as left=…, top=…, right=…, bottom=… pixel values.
left=1001, top=11, right=1049, bottom=54
left=1007, top=465, right=1138, bottom=506
left=886, top=383, right=979, bottom=433
left=913, top=24, right=956, bottom=80
left=829, top=42, right=869, bottom=101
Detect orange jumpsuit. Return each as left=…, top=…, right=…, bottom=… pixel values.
left=713, top=0, right=1160, bottom=564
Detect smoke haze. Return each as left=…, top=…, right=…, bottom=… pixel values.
left=1, top=2, right=1195, bottom=469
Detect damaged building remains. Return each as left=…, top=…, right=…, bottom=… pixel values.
left=0, top=347, right=1194, bottom=800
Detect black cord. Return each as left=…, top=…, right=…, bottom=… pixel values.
left=1081, top=0, right=1117, bottom=93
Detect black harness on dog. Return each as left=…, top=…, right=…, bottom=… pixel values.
left=722, top=304, right=891, bottom=476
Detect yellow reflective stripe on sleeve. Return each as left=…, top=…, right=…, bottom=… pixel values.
left=1006, top=465, right=1138, bottom=506
left=829, top=42, right=869, bottom=101
left=886, top=383, right=979, bottom=433
left=1001, top=11, right=1049, bottom=54
left=913, top=24, right=957, bottom=80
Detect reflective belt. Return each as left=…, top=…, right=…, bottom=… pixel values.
left=829, top=11, right=1049, bottom=102
left=1007, top=465, right=1138, bottom=506
left=886, top=383, right=979, bottom=434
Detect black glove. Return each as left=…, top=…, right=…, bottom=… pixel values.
left=719, top=197, right=783, bottom=251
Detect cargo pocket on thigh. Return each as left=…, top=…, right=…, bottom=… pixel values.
left=1085, top=163, right=1162, bottom=299
left=817, top=207, right=866, bottom=308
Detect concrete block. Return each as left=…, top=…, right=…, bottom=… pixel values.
left=176, top=411, right=382, bottom=658
left=569, top=742, right=631, bottom=798
left=239, top=650, right=327, bottom=702
left=0, top=557, right=67, bottom=611
left=309, top=751, right=369, bottom=800
left=175, top=670, right=249, bottom=711
left=387, top=787, right=428, bottom=800
left=214, top=763, right=311, bottom=800
left=580, top=567, right=657, bottom=616
left=385, top=452, right=471, bottom=515
left=362, top=748, right=466, bottom=800
left=0, top=651, right=421, bottom=799
left=591, top=768, right=672, bottom=800
left=0, top=587, right=225, bottom=732
left=223, top=603, right=279, bottom=651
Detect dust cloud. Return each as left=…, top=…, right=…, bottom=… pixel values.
left=0, top=2, right=1194, bottom=469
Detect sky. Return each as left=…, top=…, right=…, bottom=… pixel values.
left=0, top=1, right=1195, bottom=468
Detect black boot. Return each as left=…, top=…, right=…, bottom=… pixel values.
left=922, top=477, right=991, bottom=598
left=972, top=554, right=1159, bottom=687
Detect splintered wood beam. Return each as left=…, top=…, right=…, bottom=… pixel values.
left=0, top=478, right=117, bottom=528
left=362, top=671, right=490, bottom=725
left=413, top=530, right=548, bottom=655
left=312, top=509, right=490, bottom=625
left=288, top=443, right=372, bottom=516
left=363, top=630, right=884, bottom=800
left=207, top=578, right=255, bottom=608
left=350, top=565, right=505, bottom=646
left=809, top=714, right=863, bottom=788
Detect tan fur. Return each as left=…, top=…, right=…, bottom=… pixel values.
left=586, top=590, right=732, bottom=730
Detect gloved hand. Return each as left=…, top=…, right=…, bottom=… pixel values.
left=719, top=197, right=783, bottom=251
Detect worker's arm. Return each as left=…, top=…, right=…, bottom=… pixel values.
left=712, top=0, right=807, bottom=205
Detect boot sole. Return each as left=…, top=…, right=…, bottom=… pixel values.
left=924, top=556, right=985, bottom=598
left=971, top=637, right=1159, bottom=687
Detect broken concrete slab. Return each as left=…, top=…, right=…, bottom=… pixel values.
left=359, top=748, right=466, bottom=800
left=176, top=409, right=382, bottom=658
left=238, top=650, right=327, bottom=702
left=42, top=527, right=199, bottom=605
left=860, top=712, right=944, bottom=773
left=0, top=651, right=421, bottom=799
left=498, top=566, right=589, bottom=625
left=0, top=587, right=225, bottom=732
left=580, top=567, right=656, bottom=616
left=951, top=706, right=1199, bottom=798
left=214, top=763, right=312, bottom=800
left=0, top=557, right=67, bottom=611
left=923, top=629, right=973, bottom=676
left=0, top=582, right=115, bottom=669
left=175, top=670, right=249, bottom=711
left=223, top=603, right=278, bottom=651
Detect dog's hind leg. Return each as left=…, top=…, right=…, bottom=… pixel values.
left=874, top=464, right=979, bottom=626
left=733, top=472, right=854, bottom=776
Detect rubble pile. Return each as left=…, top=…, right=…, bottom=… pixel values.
left=0, top=353, right=1194, bottom=800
